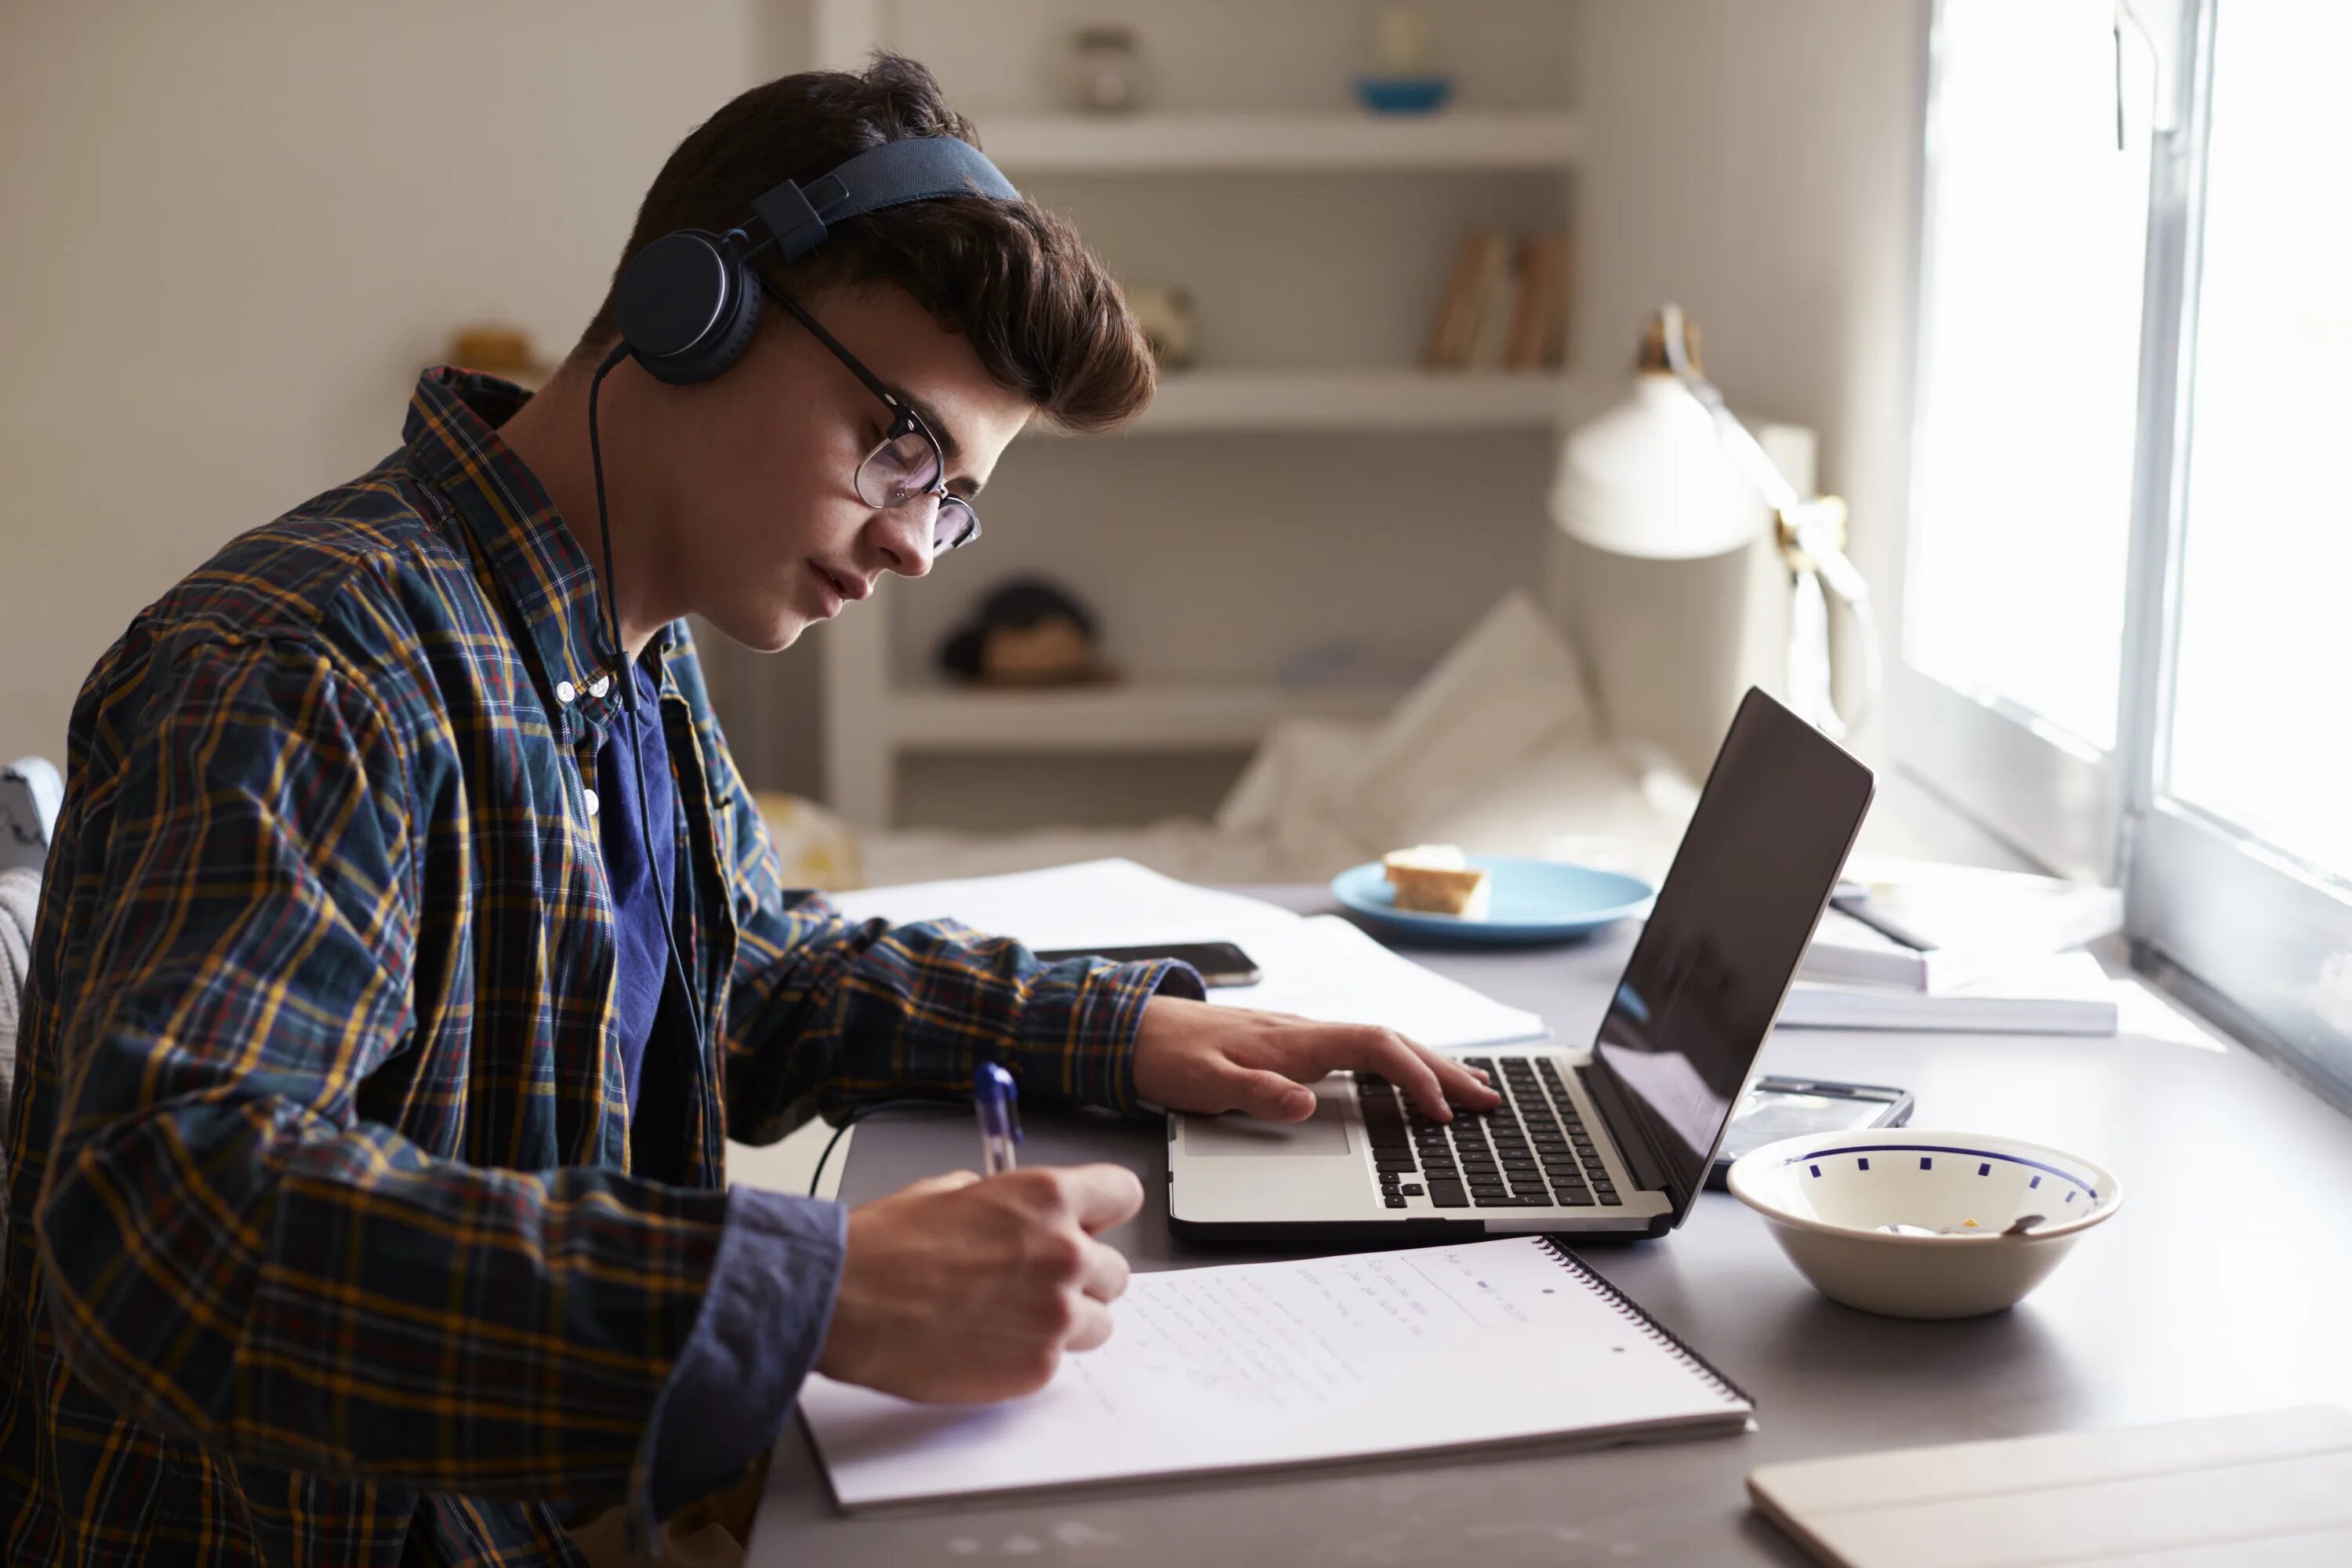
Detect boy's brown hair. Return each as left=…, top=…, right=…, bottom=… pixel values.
left=577, top=53, right=1153, bottom=434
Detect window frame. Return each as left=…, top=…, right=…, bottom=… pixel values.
left=1892, top=0, right=2185, bottom=884
left=1898, top=0, right=2352, bottom=1098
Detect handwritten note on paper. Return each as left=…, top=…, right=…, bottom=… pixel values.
left=798, top=1236, right=1749, bottom=1509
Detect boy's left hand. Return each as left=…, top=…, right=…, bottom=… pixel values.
left=1130, top=996, right=1499, bottom=1123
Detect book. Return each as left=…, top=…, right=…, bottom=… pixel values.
left=1800, top=908, right=1974, bottom=993
left=1799, top=862, right=2125, bottom=993
left=1776, top=952, right=2119, bottom=1035
left=1502, top=231, right=1571, bottom=371
left=1749, top=1406, right=2352, bottom=1568
left=799, top=1236, right=1752, bottom=1509
left=1422, top=227, right=1510, bottom=369
left=1421, top=228, right=1486, bottom=368
left=1468, top=245, right=1520, bottom=368
left=1542, top=230, right=1573, bottom=365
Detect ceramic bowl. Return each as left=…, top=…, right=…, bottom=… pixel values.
left=1356, top=74, right=1453, bottom=114
left=1726, top=1130, right=2122, bottom=1319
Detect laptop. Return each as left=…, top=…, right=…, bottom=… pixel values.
left=1166, top=688, right=1875, bottom=1243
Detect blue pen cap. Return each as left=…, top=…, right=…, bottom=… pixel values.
left=973, top=1062, right=1022, bottom=1142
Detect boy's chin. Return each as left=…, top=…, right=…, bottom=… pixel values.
left=702, top=604, right=808, bottom=655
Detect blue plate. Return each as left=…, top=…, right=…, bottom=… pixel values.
left=1330, top=856, right=1653, bottom=946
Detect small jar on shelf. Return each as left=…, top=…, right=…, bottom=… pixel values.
left=1065, top=24, right=1151, bottom=114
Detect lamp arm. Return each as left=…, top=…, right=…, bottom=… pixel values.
left=1657, top=303, right=1881, bottom=737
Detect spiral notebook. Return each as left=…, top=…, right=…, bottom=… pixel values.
left=797, top=1236, right=1752, bottom=1510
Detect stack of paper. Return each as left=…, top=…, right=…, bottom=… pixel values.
left=1777, top=953, right=2119, bottom=1036
left=1801, top=861, right=2125, bottom=993
left=1772, top=860, right=2128, bottom=1036
left=830, top=858, right=1548, bottom=1051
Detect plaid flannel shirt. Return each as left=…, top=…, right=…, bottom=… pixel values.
left=0, top=368, right=1185, bottom=1566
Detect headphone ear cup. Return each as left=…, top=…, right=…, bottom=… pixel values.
left=614, top=229, right=764, bottom=385
left=696, top=249, right=766, bottom=382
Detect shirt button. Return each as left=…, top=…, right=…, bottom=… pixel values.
left=555, top=680, right=578, bottom=705
left=582, top=787, right=601, bottom=817
left=590, top=674, right=613, bottom=699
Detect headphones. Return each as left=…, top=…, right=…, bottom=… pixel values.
left=610, top=135, right=1020, bottom=386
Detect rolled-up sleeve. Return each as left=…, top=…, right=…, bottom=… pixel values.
left=640, top=1186, right=847, bottom=1518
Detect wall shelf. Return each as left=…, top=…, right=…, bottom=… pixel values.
left=977, top=110, right=1583, bottom=173
left=881, top=681, right=1406, bottom=753
left=1111, top=368, right=1579, bottom=434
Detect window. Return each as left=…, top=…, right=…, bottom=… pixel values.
left=1896, top=0, right=2161, bottom=878
left=1906, top=0, right=2152, bottom=754
left=1904, top=0, right=2352, bottom=1091
left=2160, top=1, right=2352, bottom=880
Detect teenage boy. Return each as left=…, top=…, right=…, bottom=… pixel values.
left=0, top=54, right=1494, bottom=1567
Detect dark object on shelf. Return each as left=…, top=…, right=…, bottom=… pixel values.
left=1068, top=24, right=1149, bottom=114
left=937, top=578, right=1114, bottom=687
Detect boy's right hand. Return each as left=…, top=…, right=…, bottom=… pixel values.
left=814, top=1163, right=1143, bottom=1403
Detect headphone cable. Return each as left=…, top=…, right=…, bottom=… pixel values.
left=807, top=1098, right=963, bottom=1200
left=585, top=344, right=713, bottom=1080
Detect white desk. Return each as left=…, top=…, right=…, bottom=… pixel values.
left=751, top=891, right=2352, bottom=1566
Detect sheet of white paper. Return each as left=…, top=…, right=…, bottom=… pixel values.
left=831, top=859, right=1548, bottom=1051
left=1208, top=915, right=1547, bottom=1049
left=798, top=1236, right=1748, bottom=1508
left=829, top=858, right=1306, bottom=949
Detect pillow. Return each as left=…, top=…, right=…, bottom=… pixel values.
left=1336, top=591, right=1602, bottom=856
left=0, top=866, right=38, bottom=1149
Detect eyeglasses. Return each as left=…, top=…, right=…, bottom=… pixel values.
left=756, top=275, right=981, bottom=554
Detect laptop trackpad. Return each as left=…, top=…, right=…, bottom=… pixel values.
left=1183, top=1098, right=1352, bottom=1157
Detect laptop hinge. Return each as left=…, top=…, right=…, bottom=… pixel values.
left=1576, top=1061, right=1679, bottom=1207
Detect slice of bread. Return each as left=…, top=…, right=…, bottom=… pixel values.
left=1382, top=844, right=1467, bottom=873
left=1382, top=844, right=1491, bottom=919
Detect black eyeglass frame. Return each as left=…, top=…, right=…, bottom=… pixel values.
left=753, top=272, right=982, bottom=553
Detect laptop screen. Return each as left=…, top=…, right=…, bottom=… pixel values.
left=1588, top=688, right=1875, bottom=1221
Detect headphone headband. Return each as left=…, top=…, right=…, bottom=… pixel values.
left=752, top=136, right=1019, bottom=262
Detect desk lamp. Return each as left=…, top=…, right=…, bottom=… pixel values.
left=1550, top=305, right=1881, bottom=739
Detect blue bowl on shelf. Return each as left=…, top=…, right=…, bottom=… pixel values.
left=1356, top=74, right=1452, bottom=115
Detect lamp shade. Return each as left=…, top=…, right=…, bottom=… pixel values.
left=1550, top=372, right=1766, bottom=561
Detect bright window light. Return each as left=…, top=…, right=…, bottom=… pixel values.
left=1906, top=0, right=2154, bottom=752
left=2164, top=2, right=2352, bottom=880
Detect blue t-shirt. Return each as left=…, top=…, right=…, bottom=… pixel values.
left=597, top=664, right=676, bottom=1116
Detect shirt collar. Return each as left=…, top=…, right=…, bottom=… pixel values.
left=403, top=365, right=654, bottom=743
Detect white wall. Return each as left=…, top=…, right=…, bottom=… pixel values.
left=0, top=0, right=804, bottom=767
left=1564, top=0, right=1929, bottom=775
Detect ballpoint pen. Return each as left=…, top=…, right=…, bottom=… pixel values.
left=973, top=1062, right=1022, bottom=1176
left=1830, top=879, right=1940, bottom=954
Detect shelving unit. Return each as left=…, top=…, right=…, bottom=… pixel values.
left=811, top=1, right=1580, bottom=828
left=881, top=681, right=1406, bottom=753
left=1119, top=369, right=1579, bottom=434
left=976, top=110, right=1583, bottom=172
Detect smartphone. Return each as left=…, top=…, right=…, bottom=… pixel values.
left=1705, top=1075, right=1915, bottom=1189
left=1032, top=941, right=1263, bottom=989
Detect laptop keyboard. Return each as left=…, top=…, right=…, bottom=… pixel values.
left=1355, top=1055, right=1622, bottom=1211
